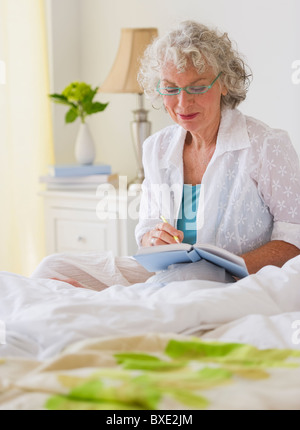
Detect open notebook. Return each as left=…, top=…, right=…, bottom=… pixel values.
left=134, top=243, right=249, bottom=279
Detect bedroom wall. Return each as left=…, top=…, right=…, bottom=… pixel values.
left=45, top=0, right=81, bottom=165
left=45, top=0, right=300, bottom=181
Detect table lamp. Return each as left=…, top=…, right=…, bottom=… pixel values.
left=99, top=27, right=158, bottom=190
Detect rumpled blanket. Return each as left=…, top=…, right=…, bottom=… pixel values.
left=0, top=333, right=300, bottom=410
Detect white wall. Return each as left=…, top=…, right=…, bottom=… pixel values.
left=46, top=0, right=300, bottom=180
left=45, top=0, right=81, bottom=164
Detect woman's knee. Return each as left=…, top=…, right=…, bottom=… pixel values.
left=30, top=253, right=64, bottom=278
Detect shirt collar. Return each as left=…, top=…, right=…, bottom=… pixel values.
left=215, top=108, right=251, bottom=156
left=160, top=125, right=186, bottom=169
left=159, top=108, right=250, bottom=168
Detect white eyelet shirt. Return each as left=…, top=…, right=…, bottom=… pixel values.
left=135, top=108, right=300, bottom=255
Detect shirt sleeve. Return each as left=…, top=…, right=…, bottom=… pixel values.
left=135, top=177, right=160, bottom=247
left=134, top=136, right=161, bottom=248
left=255, top=129, right=300, bottom=249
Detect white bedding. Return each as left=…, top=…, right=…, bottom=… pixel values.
left=0, top=254, right=299, bottom=360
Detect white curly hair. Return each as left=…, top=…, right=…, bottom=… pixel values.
left=138, top=20, right=252, bottom=109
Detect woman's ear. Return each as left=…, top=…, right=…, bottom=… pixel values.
left=221, top=84, right=228, bottom=96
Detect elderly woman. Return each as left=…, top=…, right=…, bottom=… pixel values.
left=135, top=20, right=300, bottom=275
left=32, top=20, right=300, bottom=288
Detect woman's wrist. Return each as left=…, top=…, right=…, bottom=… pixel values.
left=141, top=231, right=152, bottom=247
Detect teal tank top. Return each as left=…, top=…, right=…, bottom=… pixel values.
left=177, top=184, right=201, bottom=245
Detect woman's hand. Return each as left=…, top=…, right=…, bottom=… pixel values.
left=141, top=223, right=184, bottom=247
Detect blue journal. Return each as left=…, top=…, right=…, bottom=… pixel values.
left=134, top=243, right=249, bottom=279
left=49, top=164, right=112, bottom=177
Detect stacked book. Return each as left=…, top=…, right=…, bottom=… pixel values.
left=39, top=164, right=119, bottom=190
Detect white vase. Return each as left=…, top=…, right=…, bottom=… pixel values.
left=75, top=122, right=96, bottom=165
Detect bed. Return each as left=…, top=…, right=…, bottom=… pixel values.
left=0, top=251, right=300, bottom=410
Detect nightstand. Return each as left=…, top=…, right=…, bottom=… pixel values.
left=40, top=188, right=141, bottom=257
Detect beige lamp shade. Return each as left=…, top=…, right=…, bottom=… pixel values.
left=100, top=28, right=158, bottom=94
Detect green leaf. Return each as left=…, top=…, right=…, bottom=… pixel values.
left=82, top=87, right=98, bottom=104
left=90, top=102, right=109, bottom=114
left=48, top=93, right=75, bottom=107
left=65, top=107, right=79, bottom=123
left=49, top=93, right=68, bottom=101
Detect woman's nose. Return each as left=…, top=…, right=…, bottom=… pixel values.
left=177, top=89, right=194, bottom=106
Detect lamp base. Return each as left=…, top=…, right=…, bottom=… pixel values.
left=128, top=171, right=144, bottom=192
left=128, top=182, right=143, bottom=192
left=129, top=94, right=151, bottom=191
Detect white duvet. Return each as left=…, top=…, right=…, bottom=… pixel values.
left=0, top=254, right=299, bottom=360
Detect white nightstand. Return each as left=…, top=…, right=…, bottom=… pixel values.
left=40, top=188, right=141, bottom=257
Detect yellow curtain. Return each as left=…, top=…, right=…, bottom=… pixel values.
left=0, top=0, right=54, bottom=276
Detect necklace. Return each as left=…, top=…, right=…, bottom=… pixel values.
left=184, top=132, right=216, bottom=164
left=184, top=141, right=216, bottom=166
left=199, top=145, right=216, bottom=165
left=183, top=139, right=216, bottom=186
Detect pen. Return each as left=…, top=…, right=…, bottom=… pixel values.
left=160, top=215, right=180, bottom=244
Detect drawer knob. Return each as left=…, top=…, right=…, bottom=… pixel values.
left=77, top=236, right=85, bottom=242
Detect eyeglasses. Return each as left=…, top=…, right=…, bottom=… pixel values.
left=156, top=72, right=222, bottom=96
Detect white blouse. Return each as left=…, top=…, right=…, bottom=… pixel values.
left=135, top=108, right=300, bottom=255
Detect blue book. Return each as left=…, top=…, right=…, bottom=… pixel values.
left=134, top=243, right=249, bottom=279
left=49, top=164, right=112, bottom=177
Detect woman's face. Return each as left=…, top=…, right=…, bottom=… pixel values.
left=160, top=63, right=227, bottom=137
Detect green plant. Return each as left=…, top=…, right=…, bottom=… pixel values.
left=49, top=82, right=108, bottom=124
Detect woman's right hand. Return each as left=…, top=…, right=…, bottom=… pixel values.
left=141, top=223, right=184, bottom=247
